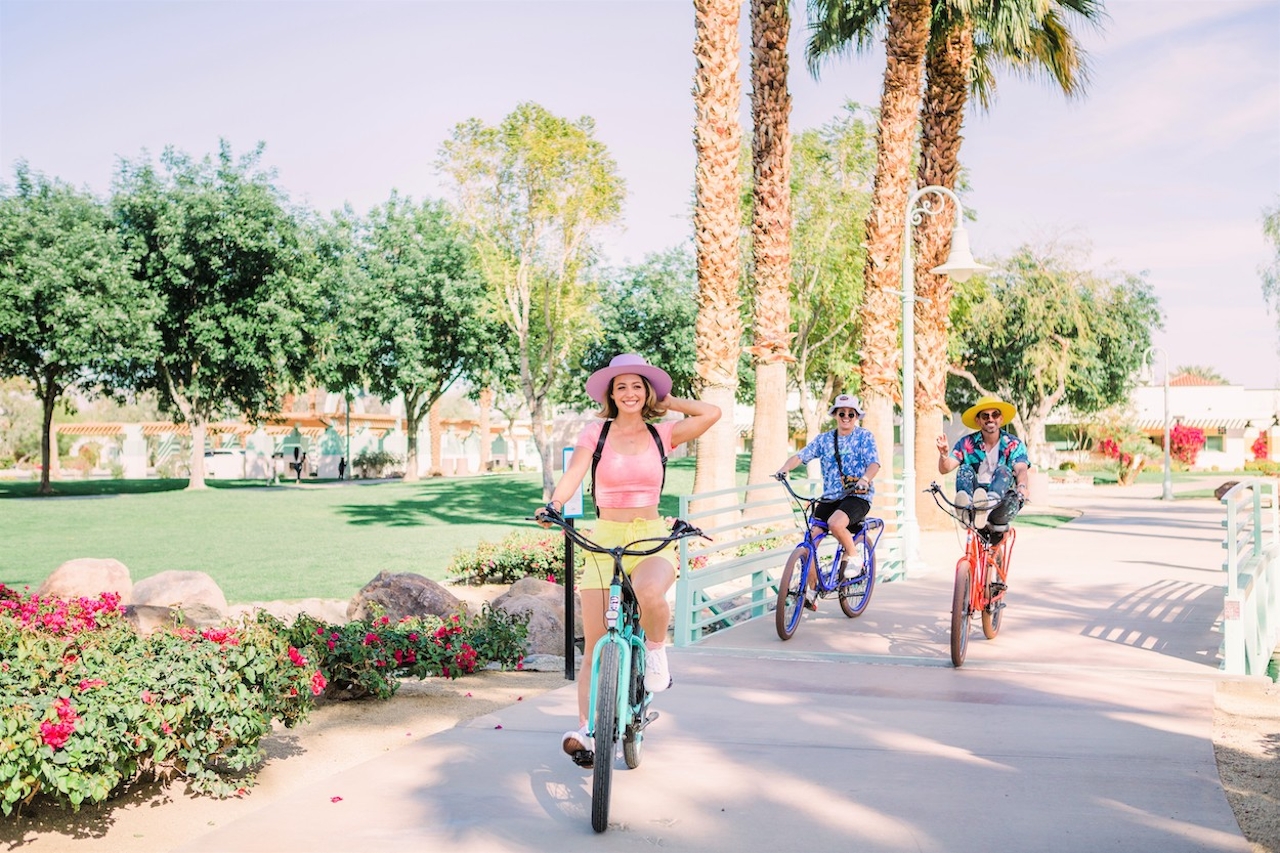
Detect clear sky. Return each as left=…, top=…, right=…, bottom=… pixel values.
left=3, top=0, right=1278, bottom=388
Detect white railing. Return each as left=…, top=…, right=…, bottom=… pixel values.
left=1220, top=477, right=1280, bottom=676
left=672, top=478, right=904, bottom=647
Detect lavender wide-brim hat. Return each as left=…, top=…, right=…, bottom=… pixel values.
left=585, top=353, right=673, bottom=404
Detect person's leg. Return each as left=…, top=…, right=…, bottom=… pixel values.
left=631, top=549, right=677, bottom=691
left=576, top=589, right=607, bottom=726
left=986, top=466, right=1020, bottom=531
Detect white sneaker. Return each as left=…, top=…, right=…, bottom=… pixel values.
left=562, top=726, right=594, bottom=767
left=644, top=644, right=672, bottom=693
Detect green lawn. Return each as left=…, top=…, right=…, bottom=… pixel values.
left=0, top=458, right=712, bottom=604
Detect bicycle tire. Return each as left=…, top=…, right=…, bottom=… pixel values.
left=950, top=560, right=971, bottom=667
left=591, top=643, right=621, bottom=833
left=981, top=551, right=1004, bottom=640
left=776, top=547, right=810, bottom=641
left=839, top=536, right=877, bottom=618
left=622, top=644, right=645, bottom=769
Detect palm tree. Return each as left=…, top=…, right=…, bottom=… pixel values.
left=747, top=0, right=796, bottom=489
left=692, top=0, right=745, bottom=508
left=808, top=0, right=1104, bottom=526
left=808, top=0, right=934, bottom=479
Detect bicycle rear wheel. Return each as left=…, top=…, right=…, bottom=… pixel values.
left=776, top=547, right=810, bottom=640
left=591, top=643, right=621, bottom=833
left=950, top=560, right=972, bottom=667
left=839, top=536, right=876, bottom=618
left=622, top=646, right=645, bottom=769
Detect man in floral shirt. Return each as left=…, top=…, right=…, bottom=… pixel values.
left=936, top=394, right=1030, bottom=544
left=776, top=394, right=880, bottom=610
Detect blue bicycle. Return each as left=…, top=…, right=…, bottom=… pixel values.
left=773, top=473, right=883, bottom=640
left=534, top=507, right=707, bottom=833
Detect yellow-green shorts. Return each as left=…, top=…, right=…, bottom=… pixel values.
left=579, top=518, right=676, bottom=590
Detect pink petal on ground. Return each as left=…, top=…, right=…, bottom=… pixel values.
left=330, top=796, right=343, bottom=803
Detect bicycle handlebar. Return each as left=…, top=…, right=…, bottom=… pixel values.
left=773, top=471, right=869, bottom=503
left=530, top=506, right=709, bottom=556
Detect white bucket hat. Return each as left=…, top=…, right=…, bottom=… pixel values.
left=828, top=394, right=864, bottom=416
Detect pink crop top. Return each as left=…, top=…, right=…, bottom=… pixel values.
left=575, top=420, right=677, bottom=508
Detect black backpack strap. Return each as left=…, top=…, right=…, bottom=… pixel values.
left=589, top=420, right=667, bottom=518
left=831, top=429, right=846, bottom=480
left=590, top=420, right=613, bottom=518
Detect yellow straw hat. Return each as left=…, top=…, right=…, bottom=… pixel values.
left=961, top=395, right=1016, bottom=430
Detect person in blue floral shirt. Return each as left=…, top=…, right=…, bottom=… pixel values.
left=776, top=394, right=880, bottom=610
left=936, top=394, right=1030, bottom=544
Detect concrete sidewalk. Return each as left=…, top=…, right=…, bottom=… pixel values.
left=181, top=483, right=1255, bottom=853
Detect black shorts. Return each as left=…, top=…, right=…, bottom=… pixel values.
left=815, top=496, right=871, bottom=530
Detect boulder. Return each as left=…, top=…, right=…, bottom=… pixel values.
left=127, top=570, right=228, bottom=633
left=347, top=571, right=460, bottom=623
left=492, top=577, right=582, bottom=656
left=226, top=598, right=350, bottom=627
left=36, top=558, right=132, bottom=603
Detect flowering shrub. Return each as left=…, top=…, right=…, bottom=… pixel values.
left=1169, top=423, right=1205, bottom=466
left=1252, top=432, right=1270, bottom=461
left=448, top=530, right=577, bottom=585
left=1095, top=432, right=1156, bottom=485
left=0, top=586, right=316, bottom=815
left=284, top=603, right=528, bottom=701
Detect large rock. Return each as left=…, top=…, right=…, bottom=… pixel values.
left=226, top=598, right=350, bottom=627
left=127, top=570, right=228, bottom=633
left=347, top=572, right=461, bottom=623
left=492, top=576, right=582, bottom=656
left=36, top=558, right=132, bottom=603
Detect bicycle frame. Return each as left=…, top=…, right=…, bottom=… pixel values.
left=774, top=474, right=883, bottom=639
left=927, top=482, right=1018, bottom=666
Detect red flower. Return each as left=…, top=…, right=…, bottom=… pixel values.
left=363, top=632, right=380, bottom=646
left=288, top=646, right=308, bottom=668
left=77, top=678, right=106, bottom=692
left=310, top=670, right=328, bottom=696
left=141, top=690, right=156, bottom=705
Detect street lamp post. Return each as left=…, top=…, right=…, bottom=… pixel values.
left=900, top=186, right=990, bottom=574
left=1143, top=345, right=1174, bottom=501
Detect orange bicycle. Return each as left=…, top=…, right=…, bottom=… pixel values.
left=927, top=483, right=1018, bottom=667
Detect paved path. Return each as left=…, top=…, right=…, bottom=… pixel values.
left=182, top=483, right=1256, bottom=853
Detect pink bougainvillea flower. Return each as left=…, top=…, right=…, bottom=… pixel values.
left=363, top=632, right=379, bottom=646
left=311, top=670, right=328, bottom=696
left=140, top=689, right=156, bottom=705
left=77, top=678, right=106, bottom=692
left=407, top=633, right=419, bottom=642
left=316, top=626, right=326, bottom=636
left=161, top=721, right=173, bottom=735
left=288, top=646, right=308, bottom=668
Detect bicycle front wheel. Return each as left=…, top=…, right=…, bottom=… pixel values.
left=776, top=547, right=810, bottom=641
left=591, top=643, right=621, bottom=833
left=950, top=560, right=972, bottom=667
left=839, top=537, right=877, bottom=618
left=622, top=645, right=645, bottom=769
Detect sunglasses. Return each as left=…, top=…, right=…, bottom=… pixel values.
left=977, top=410, right=1002, bottom=421
left=835, top=410, right=859, bottom=419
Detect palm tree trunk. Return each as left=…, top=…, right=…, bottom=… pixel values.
left=478, top=387, right=493, bottom=472
left=859, top=0, right=932, bottom=478
left=915, top=22, right=974, bottom=530
left=429, top=399, right=444, bottom=477
left=747, top=0, right=794, bottom=496
left=692, top=0, right=745, bottom=522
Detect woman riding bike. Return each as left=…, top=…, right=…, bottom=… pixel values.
left=535, top=353, right=719, bottom=765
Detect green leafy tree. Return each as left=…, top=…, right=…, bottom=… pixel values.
left=1261, top=197, right=1280, bottom=348
left=789, top=102, right=877, bottom=439
left=341, top=194, right=495, bottom=481
left=564, top=247, right=700, bottom=410
left=947, top=242, right=1162, bottom=463
left=111, top=141, right=316, bottom=489
left=0, top=164, right=158, bottom=494
left=437, top=102, right=624, bottom=495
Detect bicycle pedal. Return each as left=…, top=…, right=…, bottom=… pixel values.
left=640, top=711, right=660, bottom=730
left=989, top=581, right=1007, bottom=597
left=570, top=749, right=594, bottom=769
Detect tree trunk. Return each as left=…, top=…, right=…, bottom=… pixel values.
left=478, top=387, right=493, bottom=472
left=37, top=373, right=57, bottom=496
left=746, top=0, right=794, bottom=497
left=404, top=393, right=423, bottom=483
left=914, top=23, right=973, bottom=531
left=429, top=400, right=444, bottom=477
left=532, top=398, right=554, bottom=497
left=692, top=0, right=744, bottom=521
left=187, top=419, right=207, bottom=490
left=858, top=0, right=932, bottom=487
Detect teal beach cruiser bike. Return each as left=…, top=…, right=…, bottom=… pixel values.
left=773, top=473, right=883, bottom=640
left=534, top=507, right=708, bottom=833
